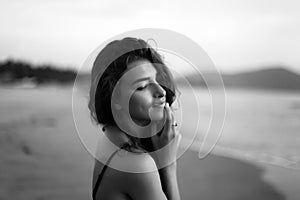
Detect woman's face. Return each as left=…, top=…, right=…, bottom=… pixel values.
left=117, top=59, right=166, bottom=126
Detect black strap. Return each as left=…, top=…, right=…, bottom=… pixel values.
left=92, top=143, right=130, bottom=200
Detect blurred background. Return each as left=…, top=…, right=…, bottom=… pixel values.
left=0, top=0, right=299, bottom=199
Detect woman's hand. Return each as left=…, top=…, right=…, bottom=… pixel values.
left=149, top=103, right=182, bottom=169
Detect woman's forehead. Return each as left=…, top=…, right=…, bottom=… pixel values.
left=125, top=60, right=157, bottom=80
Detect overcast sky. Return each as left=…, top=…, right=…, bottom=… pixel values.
left=0, top=0, right=299, bottom=73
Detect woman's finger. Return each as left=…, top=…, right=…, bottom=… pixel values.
left=164, top=103, right=172, bottom=131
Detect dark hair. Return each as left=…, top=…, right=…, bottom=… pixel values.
left=88, top=38, right=177, bottom=151
left=89, top=37, right=177, bottom=127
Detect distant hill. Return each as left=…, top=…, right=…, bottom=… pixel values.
left=181, top=67, right=300, bottom=91
left=0, top=59, right=77, bottom=85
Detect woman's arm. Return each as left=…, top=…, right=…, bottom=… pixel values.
left=158, top=163, right=181, bottom=200
left=149, top=103, right=182, bottom=200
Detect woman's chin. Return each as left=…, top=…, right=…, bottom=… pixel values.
left=149, top=111, right=165, bottom=121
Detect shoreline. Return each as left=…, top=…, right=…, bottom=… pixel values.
left=179, top=138, right=300, bottom=200
left=177, top=149, right=285, bottom=200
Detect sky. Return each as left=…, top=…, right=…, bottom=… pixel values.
left=0, top=0, right=299, bottom=74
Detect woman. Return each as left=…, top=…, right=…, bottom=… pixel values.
left=88, top=37, right=182, bottom=200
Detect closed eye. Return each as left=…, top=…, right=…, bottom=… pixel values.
left=136, top=84, right=149, bottom=91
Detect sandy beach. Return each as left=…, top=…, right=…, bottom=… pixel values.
left=0, top=86, right=298, bottom=199
left=177, top=150, right=284, bottom=200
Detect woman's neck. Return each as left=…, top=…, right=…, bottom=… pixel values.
left=104, top=125, right=130, bottom=148
left=103, top=122, right=163, bottom=149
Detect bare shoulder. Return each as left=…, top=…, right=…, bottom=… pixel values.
left=112, top=151, right=167, bottom=200
left=93, top=151, right=166, bottom=200
left=110, top=150, right=158, bottom=173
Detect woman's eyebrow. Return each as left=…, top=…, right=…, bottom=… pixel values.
left=132, top=72, right=158, bottom=85
left=132, top=77, right=152, bottom=85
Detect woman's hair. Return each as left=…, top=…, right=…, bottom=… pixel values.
left=88, top=37, right=177, bottom=150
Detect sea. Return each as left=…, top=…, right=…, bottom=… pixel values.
left=174, top=86, right=300, bottom=170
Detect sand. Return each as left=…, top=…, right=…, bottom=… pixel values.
left=0, top=86, right=296, bottom=199
left=177, top=150, right=285, bottom=200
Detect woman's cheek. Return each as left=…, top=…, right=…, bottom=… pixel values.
left=129, top=94, right=142, bottom=111
left=129, top=93, right=152, bottom=115
left=134, top=92, right=152, bottom=105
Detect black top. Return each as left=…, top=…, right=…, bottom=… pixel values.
left=92, top=143, right=130, bottom=200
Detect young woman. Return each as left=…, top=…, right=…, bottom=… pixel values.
left=88, top=37, right=182, bottom=200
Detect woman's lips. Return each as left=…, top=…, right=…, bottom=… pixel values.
left=152, top=102, right=166, bottom=108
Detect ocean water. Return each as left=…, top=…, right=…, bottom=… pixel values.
left=176, top=87, right=300, bottom=170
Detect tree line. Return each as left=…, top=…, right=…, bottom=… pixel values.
left=0, top=59, right=77, bottom=84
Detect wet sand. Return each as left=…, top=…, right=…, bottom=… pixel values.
left=177, top=150, right=285, bottom=200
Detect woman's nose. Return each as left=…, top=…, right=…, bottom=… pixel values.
left=152, top=83, right=166, bottom=98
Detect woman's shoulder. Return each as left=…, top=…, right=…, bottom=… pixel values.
left=93, top=150, right=164, bottom=200
left=110, top=149, right=158, bottom=173
left=110, top=151, right=167, bottom=200
left=95, top=135, right=157, bottom=172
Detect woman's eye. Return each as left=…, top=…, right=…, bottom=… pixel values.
left=136, top=84, right=148, bottom=91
